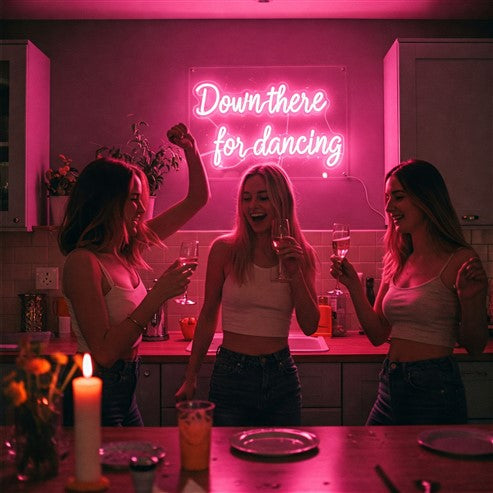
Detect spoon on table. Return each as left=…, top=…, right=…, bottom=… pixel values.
left=414, top=479, right=440, bottom=492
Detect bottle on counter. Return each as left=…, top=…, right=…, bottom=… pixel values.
left=366, top=277, right=375, bottom=307
left=143, top=279, right=169, bottom=341
left=328, top=289, right=347, bottom=337
left=314, top=295, right=332, bottom=337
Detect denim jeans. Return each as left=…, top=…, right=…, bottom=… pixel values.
left=209, top=346, right=302, bottom=427
left=95, top=358, right=144, bottom=427
left=366, top=356, right=467, bottom=425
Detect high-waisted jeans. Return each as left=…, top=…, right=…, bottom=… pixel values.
left=95, top=358, right=143, bottom=427
left=209, top=346, right=302, bottom=427
left=366, top=356, right=467, bottom=425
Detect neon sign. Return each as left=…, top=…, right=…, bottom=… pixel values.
left=189, top=67, right=347, bottom=177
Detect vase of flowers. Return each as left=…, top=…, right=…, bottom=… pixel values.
left=45, top=154, right=79, bottom=226
left=3, top=338, right=82, bottom=481
left=96, top=121, right=181, bottom=218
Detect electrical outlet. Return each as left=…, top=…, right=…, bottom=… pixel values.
left=35, top=267, right=59, bottom=290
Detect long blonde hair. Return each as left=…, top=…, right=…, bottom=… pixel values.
left=383, top=159, right=469, bottom=281
left=227, top=164, right=316, bottom=284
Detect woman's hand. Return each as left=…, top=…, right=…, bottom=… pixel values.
left=154, top=259, right=194, bottom=301
left=329, top=255, right=360, bottom=290
left=455, top=257, right=488, bottom=300
left=276, top=235, right=305, bottom=276
left=174, top=378, right=197, bottom=402
left=167, top=123, right=195, bottom=151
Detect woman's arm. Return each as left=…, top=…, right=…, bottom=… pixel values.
left=64, top=249, right=193, bottom=367
left=455, top=255, right=488, bottom=355
left=146, top=123, right=210, bottom=239
left=175, top=239, right=228, bottom=401
left=331, top=255, right=391, bottom=346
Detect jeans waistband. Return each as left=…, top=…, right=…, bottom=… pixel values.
left=217, top=345, right=291, bottom=363
left=383, top=355, right=456, bottom=371
left=95, top=356, right=141, bottom=374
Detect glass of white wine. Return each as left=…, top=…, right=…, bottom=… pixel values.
left=272, top=218, right=291, bottom=282
left=174, top=240, right=199, bottom=305
left=332, top=223, right=350, bottom=292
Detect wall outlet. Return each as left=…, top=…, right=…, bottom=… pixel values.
left=35, top=267, right=59, bottom=290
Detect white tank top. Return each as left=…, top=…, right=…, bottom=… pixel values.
left=222, top=264, right=293, bottom=337
left=67, top=255, right=147, bottom=353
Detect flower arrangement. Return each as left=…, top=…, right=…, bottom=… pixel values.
left=96, top=121, right=182, bottom=196
left=3, top=338, right=82, bottom=480
left=45, top=154, right=79, bottom=196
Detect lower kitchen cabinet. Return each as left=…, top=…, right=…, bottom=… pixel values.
left=342, top=363, right=381, bottom=425
left=459, top=362, right=493, bottom=423
left=136, top=363, right=161, bottom=426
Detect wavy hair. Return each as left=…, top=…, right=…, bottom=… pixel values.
left=226, top=164, right=316, bottom=284
left=383, top=159, right=469, bottom=281
left=58, top=158, right=162, bottom=268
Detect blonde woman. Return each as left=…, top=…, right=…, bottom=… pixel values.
left=176, top=164, right=319, bottom=426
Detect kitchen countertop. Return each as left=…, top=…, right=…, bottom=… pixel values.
left=1, top=331, right=492, bottom=363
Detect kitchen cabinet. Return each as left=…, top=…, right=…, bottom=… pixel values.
left=384, top=38, right=493, bottom=226
left=0, top=40, right=50, bottom=231
left=136, top=363, right=161, bottom=426
left=459, top=362, right=493, bottom=423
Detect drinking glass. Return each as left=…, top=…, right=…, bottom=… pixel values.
left=272, top=218, right=291, bottom=282
left=332, top=223, right=350, bottom=292
left=174, top=240, right=199, bottom=305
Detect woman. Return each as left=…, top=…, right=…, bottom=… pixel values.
left=175, top=164, right=319, bottom=426
left=60, top=123, right=209, bottom=426
left=331, top=159, right=488, bottom=425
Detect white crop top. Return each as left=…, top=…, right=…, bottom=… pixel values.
left=67, top=255, right=147, bottom=353
left=222, top=264, right=293, bottom=337
left=382, top=255, right=460, bottom=348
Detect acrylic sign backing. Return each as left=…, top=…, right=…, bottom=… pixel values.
left=189, top=66, right=348, bottom=179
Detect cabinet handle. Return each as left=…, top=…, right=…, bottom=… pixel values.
left=13, top=217, right=20, bottom=223
left=461, top=215, right=479, bottom=221
left=143, top=370, right=151, bottom=377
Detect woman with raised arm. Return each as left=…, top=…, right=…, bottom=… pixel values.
left=60, top=123, right=209, bottom=426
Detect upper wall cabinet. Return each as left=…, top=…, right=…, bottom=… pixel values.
left=0, top=40, right=50, bottom=231
left=384, top=39, right=493, bottom=227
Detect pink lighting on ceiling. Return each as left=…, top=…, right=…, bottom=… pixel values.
left=190, top=67, right=348, bottom=177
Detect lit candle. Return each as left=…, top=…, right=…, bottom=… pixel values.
left=72, top=353, right=102, bottom=483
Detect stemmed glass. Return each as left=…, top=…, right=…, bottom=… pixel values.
left=174, top=240, right=199, bottom=305
left=272, top=218, right=291, bottom=282
left=332, top=223, right=350, bottom=292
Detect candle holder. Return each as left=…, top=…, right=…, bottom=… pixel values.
left=66, top=476, right=110, bottom=492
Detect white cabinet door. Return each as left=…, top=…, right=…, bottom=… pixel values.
left=384, top=39, right=493, bottom=226
left=0, top=40, right=50, bottom=231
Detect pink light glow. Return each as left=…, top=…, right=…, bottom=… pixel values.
left=189, top=66, right=348, bottom=177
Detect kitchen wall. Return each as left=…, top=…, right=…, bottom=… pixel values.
left=1, top=228, right=492, bottom=335
left=0, top=18, right=492, bottom=333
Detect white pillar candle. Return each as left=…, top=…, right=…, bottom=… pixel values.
left=72, top=353, right=102, bottom=483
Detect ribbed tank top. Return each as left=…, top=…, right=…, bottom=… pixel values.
left=382, top=255, right=459, bottom=348
left=67, top=255, right=147, bottom=353
left=222, top=264, right=293, bottom=337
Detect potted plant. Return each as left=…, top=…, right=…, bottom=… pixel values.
left=44, top=154, right=79, bottom=226
left=96, top=121, right=182, bottom=198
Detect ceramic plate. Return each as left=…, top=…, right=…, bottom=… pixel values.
left=230, top=428, right=319, bottom=457
left=100, top=441, right=165, bottom=469
left=417, top=428, right=493, bottom=456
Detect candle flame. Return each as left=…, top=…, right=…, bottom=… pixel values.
left=82, top=353, right=93, bottom=378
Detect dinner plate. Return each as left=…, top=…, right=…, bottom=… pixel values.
left=417, top=428, right=493, bottom=456
left=99, top=441, right=166, bottom=469
left=230, top=428, right=319, bottom=456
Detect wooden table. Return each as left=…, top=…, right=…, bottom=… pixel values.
left=1, top=425, right=492, bottom=492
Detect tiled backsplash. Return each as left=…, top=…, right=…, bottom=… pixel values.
left=1, top=228, right=492, bottom=335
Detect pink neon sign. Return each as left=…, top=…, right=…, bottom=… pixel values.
left=189, top=67, right=347, bottom=177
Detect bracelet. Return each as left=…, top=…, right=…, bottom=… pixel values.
left=127, top=316, right=147, bottom=332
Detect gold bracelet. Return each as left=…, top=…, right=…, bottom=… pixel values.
left=127, top=316, right=147, bottom=332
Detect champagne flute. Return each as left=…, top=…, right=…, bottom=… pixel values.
left=332, top=223, right=350, bottom=292
left=174, top=240, right=199, bottom=305
left=272, top=218, right=291, bottom=282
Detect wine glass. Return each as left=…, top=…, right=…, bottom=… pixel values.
left=332, top=223, right=350, bottom=292
left=174, top=240, right=199, bottom=305
left=272, top=218, right=291, bottom=282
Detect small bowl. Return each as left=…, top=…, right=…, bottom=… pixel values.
left=179, top=318, right=197, bottom=341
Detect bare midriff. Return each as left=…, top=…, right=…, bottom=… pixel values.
left=221, top=331, right=289, bottom=356
left=388, top=337, right=453, bottom=362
